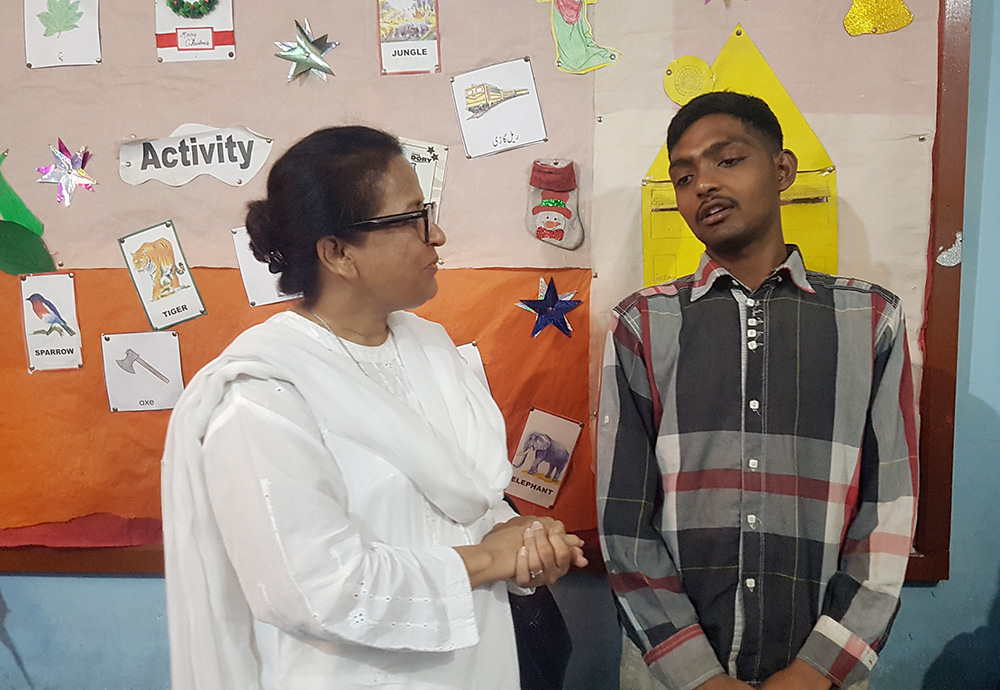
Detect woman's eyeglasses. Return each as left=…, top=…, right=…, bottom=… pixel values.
left=341, top=203, right=437, bottom=243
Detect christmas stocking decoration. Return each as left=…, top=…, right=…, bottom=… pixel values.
left=528, top=159, right=583, bottom=250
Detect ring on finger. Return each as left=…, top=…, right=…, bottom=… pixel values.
left=529, top=569, right=544, bottom=579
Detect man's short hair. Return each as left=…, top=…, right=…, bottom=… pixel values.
left=667, top=92, right=784, bottom=154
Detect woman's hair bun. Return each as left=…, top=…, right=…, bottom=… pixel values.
left=245, top=199, right=286, bottom=273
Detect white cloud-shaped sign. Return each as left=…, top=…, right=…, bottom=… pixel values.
left=119, top=124, right=273, bottom=187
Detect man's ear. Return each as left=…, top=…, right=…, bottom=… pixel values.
left=775, top=149, right=798, bottom=192
left=316, top=235, right=359, bottom=279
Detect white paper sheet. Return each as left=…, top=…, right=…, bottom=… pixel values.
left=154, top=0, right=235, bottom=63
left=230, top=225, right=299, bottom=307
left=101, top=330, right=183, bottom=411
left=20, top=272, right=83, bottom=371
left=24, top=0, right=101, bottom=68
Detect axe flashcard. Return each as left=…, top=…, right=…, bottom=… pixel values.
left=101, top=331, right=183, bottom=412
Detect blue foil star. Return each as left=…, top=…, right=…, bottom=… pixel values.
left=519, top=278, right=582, bottom=337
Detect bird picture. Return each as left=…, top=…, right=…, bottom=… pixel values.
left=25, top=293, right=76, bottom=337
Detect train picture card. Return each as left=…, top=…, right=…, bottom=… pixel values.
left=450, top=57, right=547, bottom=158
left=119, top=220, right=206, bottom=330
left=101, top=331, right=183, bottom=412
left=231, top=225, right=299, bottom=307
left=20, top=272, right=83, bottom=372
left=506, top=408, right=582, bottom=508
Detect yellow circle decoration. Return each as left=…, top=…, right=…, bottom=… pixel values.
left=843, top=0, right=914, bottom=36
left=663, top=56, right=715, bottom=106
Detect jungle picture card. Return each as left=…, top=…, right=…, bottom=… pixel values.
left=506, top=408, right=582, bottom=508
left=119, top=220, right=205, bottom=330
left=231, top=225, right=299, bottom=307
left=24, top=0, right=102, bottom=69
left=154, top=0, right=235, bottom=63
left=399, top=136, right=448, bottom=207
left=378, top=0, right=441, bottom=75
left=101, top=330, right=183, bottom=411
left=450, top=58, right=547, bottom=158
left=20, top=272, right=83, bottom=371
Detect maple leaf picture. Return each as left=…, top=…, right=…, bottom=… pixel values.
left=37, top=0, right=84, bottom=38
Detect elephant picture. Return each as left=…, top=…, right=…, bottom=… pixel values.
left=512, top=431, right=570, bottom=482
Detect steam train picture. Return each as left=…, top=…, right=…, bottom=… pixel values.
left=464, top=82, right=530, bottom=119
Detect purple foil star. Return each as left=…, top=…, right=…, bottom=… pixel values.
left=36, top=139, right=97, bottom=206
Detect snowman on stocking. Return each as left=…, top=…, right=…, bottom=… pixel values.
left=527, top=159, right=583, bottom=250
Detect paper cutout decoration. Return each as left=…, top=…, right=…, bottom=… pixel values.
left=507, top=408, right=582, bottom=508
left=538, top=0, right=620, bottom=74
left=36, top=139, right=97, bottom=206
left=119, top=220, right=206, bottom=329
left=0, top=221, right=56, bottom=275
left=101, top=330, right=184, bottom=411
left=274, top=18, right=337, bottom=82
left=935, top=232, right=962, bottom=267
left=518, top=277, right=581, bottom=337
left=120, top=124, right=273, bottom=187
left=379, top=0, right=441, bottom=75
left=844, top=0, right=914, bottom=36
left=399, top=137, right=448, bottom=206
left=663, top=56, right=715, bottom=106
left=24, top=0, right=101, bottom=68
left=457, top=341, right=491, bottom=395
left=20, top=272, right=82, bottom=371
left=0, top=150, right=44, bottom=235
left=451, top=58, right=547, bottom=159
left=155, top=0, right=235, bottom=62
left=644, top=25, right=838, bottom=286
left=528, top=159, right=583, bottom=250
left=231, top=225, right=300, bottom=307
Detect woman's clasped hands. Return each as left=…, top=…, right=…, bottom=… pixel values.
left=485, top=516, right=588, bottom=588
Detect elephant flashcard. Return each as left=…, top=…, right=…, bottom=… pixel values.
left=507, top=408, right=582, bottom=508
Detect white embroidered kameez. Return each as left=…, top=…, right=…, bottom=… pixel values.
left=162, top=311, right=522, bottom=690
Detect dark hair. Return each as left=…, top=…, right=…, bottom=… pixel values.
left=667, top=92, right=783, bottom=154
left=245, top=126, right=403, bottom=301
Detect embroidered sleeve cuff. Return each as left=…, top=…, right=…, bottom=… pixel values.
left=797, top=615, right=879, bottom=688
left=645, top=624, right=725, bottom=690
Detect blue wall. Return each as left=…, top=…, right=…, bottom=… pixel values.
left=873, top=2, right=1000, bottom=688
left=3, top=7, right=1000, bottom=689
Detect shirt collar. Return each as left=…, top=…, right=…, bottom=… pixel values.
left=689, top=244, right=816, bottom=302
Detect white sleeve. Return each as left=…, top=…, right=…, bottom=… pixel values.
left=202, top=376, right=480, bottom=652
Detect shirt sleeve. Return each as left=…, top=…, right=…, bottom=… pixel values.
left=797, top=302, right=919, bottom=687
left=597, top=310, right=726, bottom=690
left=201, top=376, right=481, bottom=652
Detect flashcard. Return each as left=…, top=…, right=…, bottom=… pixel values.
left=20, top=272, right=82, bottom=371
left=231, top=225, right=299, bottom=307
left=457, top=341, right=491, bottom=395
left=24, top=0, right=101, bottom=69
left=506, top=408, right=582, bottom=508
left=378, top=0, right=441, bottom=75
left=119, top=220, right=205, bottom=330
left=399, top=137, right=448, bottom=207
left=101, top=331, right=183, bottom=411
left=155, top=0, right=235, bottom=63
left=451, top=58, right=547, bottom=158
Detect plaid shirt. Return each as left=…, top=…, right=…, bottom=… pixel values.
left=597, top=248, right=918, bottom=690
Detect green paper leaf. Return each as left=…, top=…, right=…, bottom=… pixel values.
left=0, top=221, right=56, bottom=275
left=37, top=0, right=84, bottom=38
left=0, top=152, right=44, bottom=236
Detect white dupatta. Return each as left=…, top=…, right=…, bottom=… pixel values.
left=161, top=310, right=512, bottom=690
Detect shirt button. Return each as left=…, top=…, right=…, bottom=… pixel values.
left=746, top=299, right=756, bottom=307
left=747, top=329, right=757, bottom=338
left=749, top=399, right=759, bottom=411
left=747, top=514, right=757, bottom=526
left=748, top=458, right=759, bottom=469
left=748, top=341, right=758, bottom=351
left=748, top=318, right=758, bottom=326
left=745, top=578, right=756, bottom=591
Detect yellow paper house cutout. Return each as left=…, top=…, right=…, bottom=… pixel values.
left=642, top=25, right=837, bottom=287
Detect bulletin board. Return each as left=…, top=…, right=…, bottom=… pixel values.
left=0, top=0, right=958, bottom=578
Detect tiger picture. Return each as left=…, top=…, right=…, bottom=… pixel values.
left=131, top=238, right=186, bottom=301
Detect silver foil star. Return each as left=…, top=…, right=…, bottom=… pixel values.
left=274, top=18, right=337, bottom=82
left=36, top=139, right=97, bottom=207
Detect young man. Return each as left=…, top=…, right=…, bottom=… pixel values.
left=597, top=92, right=918, bottom=690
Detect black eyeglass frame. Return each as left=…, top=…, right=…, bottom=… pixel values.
left=340, top=202, right=437, bottom=244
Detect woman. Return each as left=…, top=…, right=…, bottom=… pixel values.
left=161, top=126, right=586, bottom=690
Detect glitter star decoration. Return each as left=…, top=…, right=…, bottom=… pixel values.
left=517, top=277, right=582, bottom=338
left=36, top=139, right=97, bottom=207
left=274, top=18, right=337, bottom=82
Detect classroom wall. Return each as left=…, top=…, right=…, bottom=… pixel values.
left=3, top=4, right=1000, bottom=690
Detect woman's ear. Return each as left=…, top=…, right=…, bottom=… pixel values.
left=776, top=149, right=798, bottom=192
left=316, top=235, right=358, bottom=279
